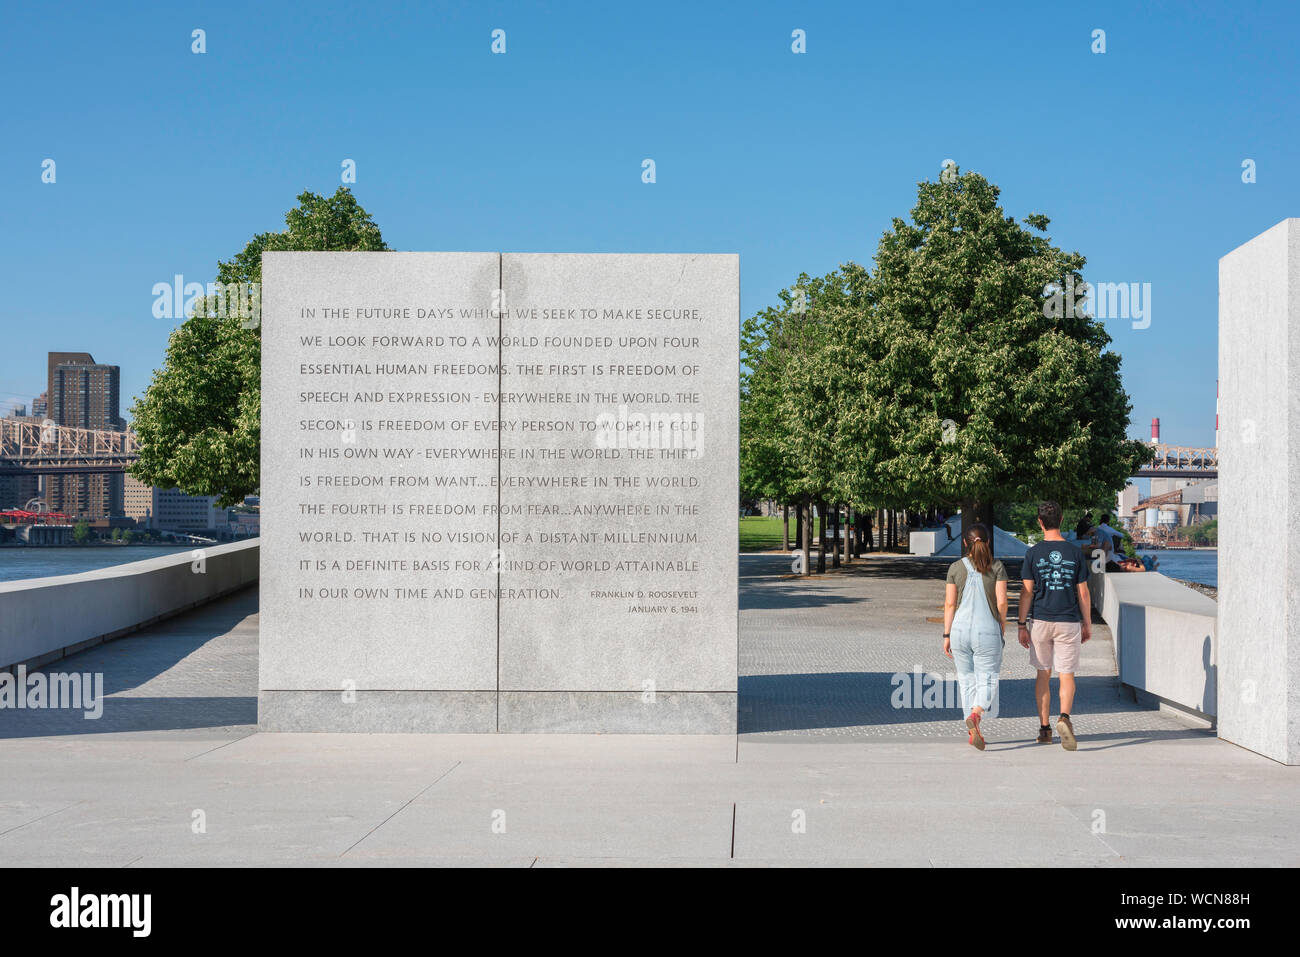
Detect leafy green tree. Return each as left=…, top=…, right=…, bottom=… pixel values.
left=994, top=501, right=1044, bottom=541
left=742, top=268, right=868, bottom=505
left=129, top=188, right=389, bottom=505
left=72, top=520, right=91, bottom=544
left=834, top=169, right=1149, bottom=535
left=741, top=267, right=875, bottom=567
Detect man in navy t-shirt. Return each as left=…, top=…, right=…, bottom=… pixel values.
left=1016, top=501, right=1092, bottom=750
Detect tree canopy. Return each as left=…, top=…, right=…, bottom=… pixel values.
left=129, top=187, right=389, bottom=505
left=741, top=169, right=1149, bottom=529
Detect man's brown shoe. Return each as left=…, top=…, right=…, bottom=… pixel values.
left=1036, top=727, right=1053, bottom=744
left=1057, top=714, right=1078, bottom=751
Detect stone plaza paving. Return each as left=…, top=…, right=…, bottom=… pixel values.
left=1, top=554, right=1297, bottom=866
left=739, top=553, right=1199, bottom=740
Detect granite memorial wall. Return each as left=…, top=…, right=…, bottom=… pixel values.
left=259, top=252, right=738, bottom=733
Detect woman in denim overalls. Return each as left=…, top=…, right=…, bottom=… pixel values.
left=942, top=523, right=1009, bottom=750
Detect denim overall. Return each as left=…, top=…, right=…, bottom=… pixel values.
left=951, top=557, right=1003, bottom=715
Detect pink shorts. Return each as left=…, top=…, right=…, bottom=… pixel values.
left=1029, top=620, right=1082, bottom=674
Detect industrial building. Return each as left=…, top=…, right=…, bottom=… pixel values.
left=1118, top=415, right=1218, bottom=545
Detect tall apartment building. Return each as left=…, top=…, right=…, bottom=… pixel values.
left=46, top=352, right=124, bottom=519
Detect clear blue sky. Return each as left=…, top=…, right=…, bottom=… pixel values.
left=3, top=0, right=1296, bottom=451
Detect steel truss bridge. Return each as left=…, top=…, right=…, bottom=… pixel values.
left=1134, top=443, right=1217, bottom=480
left=0, top=419, right=139, bottom=476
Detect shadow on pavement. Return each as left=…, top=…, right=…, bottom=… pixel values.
left=0, top=588, right=258, bottom=738
left=738, top=671, right=1198, bottom=735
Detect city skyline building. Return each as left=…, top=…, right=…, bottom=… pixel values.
left=45, top=351, right=124, bottom=519
left=123, top=473, right=226, bottom=532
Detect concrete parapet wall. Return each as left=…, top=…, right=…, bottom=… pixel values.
left=0, top=539, right=259, bottom=671
left=1090, top=567, right=1217, bottom=721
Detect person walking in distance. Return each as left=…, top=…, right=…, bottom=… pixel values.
left=1017, top=501, right=1092, bottom=750
left=942, top=523, right=1009, bottom=751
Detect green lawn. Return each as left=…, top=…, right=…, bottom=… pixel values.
left=738, top=515, right=821, bottom=552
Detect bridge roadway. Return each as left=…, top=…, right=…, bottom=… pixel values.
left=0, top=554, right=1295, bottom=866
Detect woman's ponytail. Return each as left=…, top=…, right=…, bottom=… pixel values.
left=964, top=523, right=993, bottom=574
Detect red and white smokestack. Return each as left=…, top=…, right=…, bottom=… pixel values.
left=1151, top=417, right=1160, bottom=444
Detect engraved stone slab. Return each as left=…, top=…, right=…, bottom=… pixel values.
left=259, top=251, right=738, bottom=733
left=260, top=252, right=501, bottom=706
left=497, top=254, right=738, bottom=730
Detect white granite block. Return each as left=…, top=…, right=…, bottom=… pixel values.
left=1218, top=218, right=1300, bottom=764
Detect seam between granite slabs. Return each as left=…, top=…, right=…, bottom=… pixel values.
left=184, top=730, right=258, bottom=762
left=496, top=252, right=503, bottom=733
left=0, top=800, right=81, bottom=839
left=734, top=254, right=741, bottom=768
left=338, top=760, right=462, bottom=858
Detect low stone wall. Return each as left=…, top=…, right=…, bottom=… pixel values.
left=0, top=539, right=259, bottom=671
left=909, top=517, right=1028, bottom=558
left=1089, top=566, right=1217, bottom=721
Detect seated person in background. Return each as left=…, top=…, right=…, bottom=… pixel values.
left=1074, top=512, right=1095, bottom=541
left=1091, top=514, right=1146, bottom=572
left=1092, top=513, right=1124, bottom=570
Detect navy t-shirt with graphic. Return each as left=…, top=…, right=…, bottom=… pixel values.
left=1023, top=540, right=1086, bottom=622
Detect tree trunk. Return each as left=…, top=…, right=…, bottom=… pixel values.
left=832, top=506, right=841, bottom=568
left=800, top=499, right=811, bottom=576
left=782, top=504, right=791, bottom=551
left=844, top=507, right=853, bottom=565
left=960, top=500, right=996, bottom=555
left=816, top=500, right=827, bottom=573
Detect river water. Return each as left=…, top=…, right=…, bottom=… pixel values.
left=0, top=545, right=198, bottom=584
left=1136, top=548, right=1217, bottom=587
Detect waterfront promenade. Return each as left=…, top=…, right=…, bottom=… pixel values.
left=1, top=554, right=1296, bottom=866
